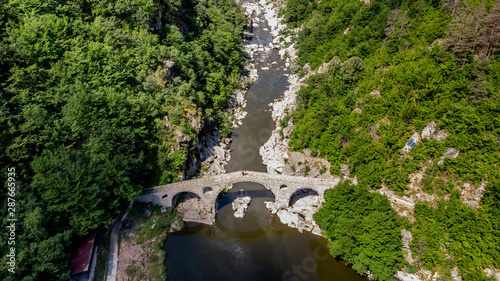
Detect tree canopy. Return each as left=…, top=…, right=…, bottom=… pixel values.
left=314, top=181, right=405, bottom=281
left=0, top=0, right=247, bottom=279
left=284, top=0, right=500, bottom=278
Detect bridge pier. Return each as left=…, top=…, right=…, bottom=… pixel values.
left=135, top=171, right=340, bottom=225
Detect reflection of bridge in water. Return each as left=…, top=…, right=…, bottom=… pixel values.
left=136, top=171, right=340, bottom=224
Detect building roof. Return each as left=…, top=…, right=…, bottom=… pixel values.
left=69, top=233, right=96, bottom=275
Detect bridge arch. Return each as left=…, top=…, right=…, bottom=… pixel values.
left=172, top=191, right=201, bottom=208
left=135, top=171, right=340, bottom=225
left=289, top=188, right=320, bottom=207
left=213, top=181, right=276, bottom=212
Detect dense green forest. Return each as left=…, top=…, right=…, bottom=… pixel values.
left=282, top=0, right=500, bottom=279
left=0, top=0, right=246, bottom=280
left=314, top=181, right=405, bottom=281
left=412, top=182, right=500, bottom=280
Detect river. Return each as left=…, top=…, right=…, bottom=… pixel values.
left=164, top=1, right=367, bottom=280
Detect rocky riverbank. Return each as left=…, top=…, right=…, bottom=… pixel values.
left=183, top=87, right=248, bottom=178
left=242, top=0, right=335, bottom=236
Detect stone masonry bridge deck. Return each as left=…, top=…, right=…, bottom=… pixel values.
left=136, top=171, right=340, bottom=224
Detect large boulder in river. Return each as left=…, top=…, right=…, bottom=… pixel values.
left=232, top=189, right=252, bottom=218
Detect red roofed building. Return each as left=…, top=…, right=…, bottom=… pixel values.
left=69, top=233, right=96, bottom=280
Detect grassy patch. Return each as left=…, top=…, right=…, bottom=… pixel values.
left=121, top=203, right=184, bottom=281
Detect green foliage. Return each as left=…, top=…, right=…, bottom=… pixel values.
left=285, top=0, right=315, bottom=25
left=314, top=181, right=405, bottom=280
left=463, top=270, right=495, bottom=281
left=319, top=165, right=326, bottom=174
left=289, top=0, right=500, bottom=278
left=411, top=190, right=500, bottom=276
left=124, top=203, right=181, bottom=281
left=0, top=0, right=246, bottom=279
left=406, top=263, right=417, bottom=274
left=288, top=0, right=500, bottom=191
left=482, top=179, right=500, bottom=220
left=134, top=205, right=177, bottom=245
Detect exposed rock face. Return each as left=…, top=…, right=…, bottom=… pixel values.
left=438, top=148, right=460, bottom=166
left=395, top=271, right=421, bottom=281
left=340, top=164, right=350, bottom=176
left=434, top=130, right=448, bottom=141
left=451, top=267, right=462, bottom=281
left=232, top=189, right=252, bottom=218
left=370, top=89, right=382, bottom=97
left=265, top=190, right=322, bottom=235
left=401, top=229, right=414, bottom=263
left=275, top=209, right=319, bottom=234
left=461, top=182, right=487, bottom=209
left=370, top=123, right=381, bottom=140
left=484, top=268, right=500, bottom=281
left=184, top=126, right=232, bottom=177
left=281, top=150, right=335, bottom=180
left=421, top=121, right=436, bottom=139
left=163, top=60, right=175, bottom=82
left=375, top=184, right=416, bottom=219
left=402, top=121, right=448, bottom=153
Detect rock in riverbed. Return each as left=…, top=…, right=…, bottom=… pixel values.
left=232, top=189, right=252, bottom=218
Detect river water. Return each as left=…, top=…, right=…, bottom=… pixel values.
left=164, top=1, right=366, bottom=280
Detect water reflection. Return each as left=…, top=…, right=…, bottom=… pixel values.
left=164, top=1, right=366, bottom=279
left=165, top=183, right=366, bottom=281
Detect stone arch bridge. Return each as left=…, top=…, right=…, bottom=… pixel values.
left=136, top=171, right=340, bottom=224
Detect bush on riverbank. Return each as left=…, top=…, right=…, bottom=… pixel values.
left=314, top=181, right=405, bottom=280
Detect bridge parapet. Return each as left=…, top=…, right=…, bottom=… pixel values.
left=135, top=171, right=340, bottom=224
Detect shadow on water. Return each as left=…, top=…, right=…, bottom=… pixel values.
left=288, top=189, right=319, bottom=206
left=165, top=182, right=367, bottom=281
left=216, top=187, right=275, bottom=211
